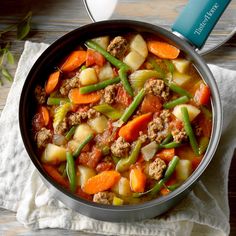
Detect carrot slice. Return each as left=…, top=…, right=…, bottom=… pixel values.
left=39, top=106, right=50, bottom=126
left=119, top=113, right=153, bottom=142
left=60, top=50, right=87, bottom=72
left=82, top=170, right=121, bottom=194
left=43, top=164, right=68, bottom=188
left=45, top=71, right=60, bottom=94
left=68, top=88, right=101, bottom=104
left=130, top=168, right=146, bottom=193
left=147, top=40, right=180, bottom=59
left=156, top=148, right=175, bottom=163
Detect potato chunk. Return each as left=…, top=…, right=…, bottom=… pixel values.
left=73, top=123, right=94, bottom=142
left=98, top=62, right=114, bottom=81
left=112, top=177, right=131, bottom=196
left=79, top=68, right=98, bottom=85
left=172, top=59, right=190, bottom=73
left=173, top=71, right=191, bottom=86
left=41, top=143, right=66, bottom=164
left=173, top=104, right=200, bottom=122
left=88, top=115, right=108, bottom=133
left=77, top=165, right=96, bottom=187
left=92, top=36, right=109, bottom=49
left=123, top=51, right=145, bottom=71
left=130, top=34, right=148, bottom=58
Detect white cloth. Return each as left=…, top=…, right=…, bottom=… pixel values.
left=0, top=41, right=235, bottom=236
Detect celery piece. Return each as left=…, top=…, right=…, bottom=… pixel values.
left=93, top=104, right=122, bottom=120
left=129, top=70, right=160, bottom=90
left=53, top=103, right=71, bottom=129
left=112, top=196, right=124, bottom=206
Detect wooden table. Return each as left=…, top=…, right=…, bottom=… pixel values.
left=0, top=0, right=235, bottom=235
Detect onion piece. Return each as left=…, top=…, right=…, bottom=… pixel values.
left=53, top=134, right=67, bottom=146
left=141, top=141, right=158, bottom=161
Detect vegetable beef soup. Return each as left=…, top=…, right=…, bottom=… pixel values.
left=32, top=33, right=212, bottom=205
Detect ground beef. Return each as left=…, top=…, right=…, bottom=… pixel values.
left=147, top=110, right=171, bottom=143
left=93, top=191, right=115, bottom=205
left=107, top=36, right=128, bottom=59
left=60, top=76, right=80, bottom=96
left=138, top=131, right=149, bottom=144
left=34, top=85, right=46, bottom=104
left=148, top=158, right=166, bottom=181
left=103, top=84, right=117, bottom=104
left=96, top=162, right=115, bottom=172
left=147, top=117, right=163, bottom=140
left=160, top=109, right=171, bottom=123
left=172, top=128, right=188, bottom=143
left=54, top=118, right=68, bottom=135
left=68, top=109, right=100, bottom=126
left=111, top=137, right=131, bottom=158
left=145, top=79, right=169, bottom=101
left=35, top=127, right=52, bottom=148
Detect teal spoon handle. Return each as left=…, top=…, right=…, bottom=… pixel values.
left=172, top=0, right=232, bottom=49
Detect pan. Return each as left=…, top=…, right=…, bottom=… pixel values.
left=19, top=0, right=229, bottom=221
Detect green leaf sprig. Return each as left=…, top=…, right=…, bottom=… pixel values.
left=0, top=11, right=32, bottom=85
left=0, top=43, right=14, bottom=83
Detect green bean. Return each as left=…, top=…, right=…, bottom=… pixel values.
left=181, top=107, right=199, bottom=156
left=73, top=133, right=94, bottom=159
left=118, top=88, right=145, bottom=125
left=163, top=96, right=189, bottom=109
left=150, top=179, right=165, bottom=195
left=166, top=183, right=180, bottom=191
left=160, top=142, right=181, bottom=149
left=85, top=40, right=129, bottom=70
left=161, top=133, right=173, bottom=145
left=168, top=83, right=192, bottom=98
left=133, top=179, right=164, bottom=197
left=116, top=140, right=142, bottom=172
left=66, top=152, right=77, bottom=193
left=47, top=97, right=70, bottom=105
left=79, top=76, right=120, bottom=94
left=65, top=126, right=76, bottom=141
left=198, top=136, right=209, bottom=155
left=163, top=155, right=179, bottom=181
left=118, top=67, right=134, bottom=97
left=164, top=59, right=175, bottom=76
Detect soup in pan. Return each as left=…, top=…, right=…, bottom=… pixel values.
left=32, top=33, right=212, bottom=205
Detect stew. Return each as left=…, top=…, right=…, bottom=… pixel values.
left=32, top=33, right=212, bottom=205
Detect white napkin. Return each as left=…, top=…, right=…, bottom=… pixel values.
left=0, top=41, right=235, bottom=236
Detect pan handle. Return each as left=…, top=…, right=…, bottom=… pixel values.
left=172, top=0, right=232, bottom=49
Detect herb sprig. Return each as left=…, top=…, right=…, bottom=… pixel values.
left=0, top=11, right=32, bottom=85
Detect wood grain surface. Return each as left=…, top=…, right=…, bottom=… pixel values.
left=0, top=0, right=235, bottom=235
